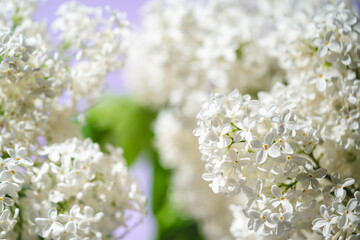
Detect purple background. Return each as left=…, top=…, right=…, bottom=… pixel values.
left=34, top=1, right=156, bottom=239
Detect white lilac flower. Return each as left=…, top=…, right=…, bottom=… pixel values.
left=295, top=182, right=320, bottom=202
left=270, top=211, right=293, bottom=236
left=30, top=138, right=147, bottom=239
left=57, top=221, right=77, bottom=240
left=78, top=206, right=103, bottom=237
left=334, top=199, right=359, bottom=229
left=296, top=164, right=327, bottom=190
left=250, top=132, right=281, bottom=165
left=5, top=146, right=33, bottom=166
left=0, top=1, right=147, bottom=238
left=246, top=179, right=266, bottom=208
left=10, top=34, right=35, bottom=61
left=0, top=189, right=14, bottom=212
left=247, top=209, right=274, bottom=233
left=269, top=185, right=295, bottom=212
left=312, top=205, right=339, bottom=237
left=233, top=117, right=256, bottom=141
left=271, top=109, right=299, bottom=136
left=275, top=153, right=308, bottom=176
left=35, top=208, right=63, bottom=238
left=313, top=30, right=340, bottom=57
left=294, top=200, right=317, bottom=222
left=58, top=205, right=81, bottom=223
left=330, top=173, right=355, bottom=198
left=202, top=170, right=227, bottom=194
left=220, top=149, right=250, bottom=178
left=227, top=177, right=249, bottom=197
left=0, top=61, right=17, bottom=82
left=0, top=163, right=25, bottom=183
left=0, top=209, right=16, bottom=233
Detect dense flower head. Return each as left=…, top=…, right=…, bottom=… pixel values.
left=130, top=0, right=286, bottom=238
left=0, top=0, right=130, bottom=153
left=0, top=0, right=146, bottom=238
left=194, top=0, right=360, bottom=238
left=256, top=0, right=360, bottom=182
left=126, top=0, right=282, bottom=110
left=195, top=88, right=360, bottom=238
left=23, top=138, right=146, bottom=239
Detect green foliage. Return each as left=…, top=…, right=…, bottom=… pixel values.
left=83, top=95, right=156, bottom=165
left=82, top=96, right=204, bottom=240
left=151, top=151, right=205, bottom=240
left=11, top=8, right=23, bottom=31
left=235, top=42, right=248, bottom=60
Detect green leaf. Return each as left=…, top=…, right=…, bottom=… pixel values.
left=235, top=42, right=248, bottom=60
left=83, top=95, right=204, bottom=240
left=156, top=198, right=205, bottom=240
left=151, top=150, right=171, bottom=214
left=82, top=95, right=157, bottom=165
left=150, top=150, right=204, bottom=240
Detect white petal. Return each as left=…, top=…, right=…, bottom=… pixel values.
left=342, top=178, right=355, bottom=187
left=0, top=171, right=12, bottom=182
left=49, top=208, right=57, bottom=221
left=84, top=206, right=94, bottom=218
left=254, top=219, right=264, bottom=232
left=93, top=212, right=104, bottom=222
left=202, top=173, right=215, bottom=181
left=65, top=221, right=76, bottom=232
left=281, top=200, right=293, bottom=212
left=264, top=132, right=274, bottom=145
left=342, top=55, right=351, bottom=65
left=329, top=40, right=340, bottom=52
left=323, top=223, right=331, bottom=237
left=78, top=220, right=89, bottom=231
left=310, top=179, right=320, bottom=190
left=250, top=140, right=262, bottom=149
left=268, top=146, right=280, bottom=158
left=318, top=45, right=328, bottom=57
left=256, top=150, right=267, bottom=164
left=296, top=173, right=308, bottom=182
left=316, top=78, right=326, bottom=92
left=347, top=199, right=357, bottom=211
left=271, top=185, right=282, bottom=198
left=314, top=168, right=327, bottom=178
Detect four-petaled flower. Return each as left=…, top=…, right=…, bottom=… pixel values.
left=250, top=132, right=280, bottom=164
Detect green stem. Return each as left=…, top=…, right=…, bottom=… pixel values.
left=230, top=122, right=242, bottom=131
left=278, top=180, right=298, bottom=192
left=309, top=151, right=355, bottom=198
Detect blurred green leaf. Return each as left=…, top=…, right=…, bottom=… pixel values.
left=151, top=150, right=204, bottom=240
left=151, top=150, right=171, bottom=214
left=83, top=95, right=156, bottom=165
left=82, top=96, right=204, bottom=240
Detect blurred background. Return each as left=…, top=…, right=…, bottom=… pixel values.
left=34, top=1, right=205, bottom=240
